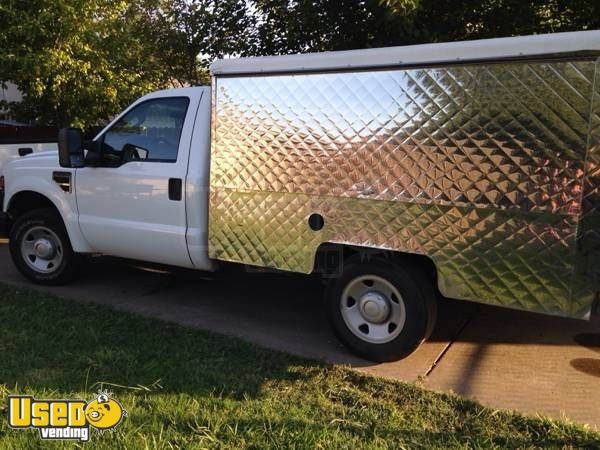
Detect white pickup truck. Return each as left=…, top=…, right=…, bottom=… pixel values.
left=1, top=31, right=599, bottom=361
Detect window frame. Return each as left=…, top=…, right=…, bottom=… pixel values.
left=95, top=96, right=191, bottom=167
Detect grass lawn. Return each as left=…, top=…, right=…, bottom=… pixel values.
left=0, top=284, right=598, bottom=449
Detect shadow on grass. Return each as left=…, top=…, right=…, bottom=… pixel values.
left=0, top=284, right=314, bottom=400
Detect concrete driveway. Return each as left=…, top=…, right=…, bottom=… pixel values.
left=0, top=239, right=598, bottom=428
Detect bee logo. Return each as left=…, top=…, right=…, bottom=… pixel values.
left=84, top=392, right=127, bottom=432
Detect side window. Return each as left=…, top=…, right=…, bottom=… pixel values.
left=101, top=97, right=189, bottom=166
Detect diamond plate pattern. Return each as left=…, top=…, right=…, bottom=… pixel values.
left=582, top=59, right=600, bottom=220
left=209, top=59, right=599, bottom=318
left=575, top=57, right=600, bottom=300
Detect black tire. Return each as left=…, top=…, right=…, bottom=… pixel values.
left=9, top=208, right=80, bottom=285
left=326, top=255, right=437, bottom=362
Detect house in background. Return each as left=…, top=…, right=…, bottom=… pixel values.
left=0, top=83, right=58, bottom=170
left=0, top=83, right=23, bottom=124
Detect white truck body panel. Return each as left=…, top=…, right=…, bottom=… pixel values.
left=77, top=87, right=213, bottom=269
left=211, top=30, right=600, bottom=75
left=184, top=88, right=215, bottom=270
left=2, top=150, right=93, bottom=253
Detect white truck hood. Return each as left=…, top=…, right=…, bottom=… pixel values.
left=5, top=149, right=59, bottom=169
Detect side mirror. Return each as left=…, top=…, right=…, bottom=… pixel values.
left=58, top=127, right=85, bottom=168
left=122, top=143, right=149, bottom=162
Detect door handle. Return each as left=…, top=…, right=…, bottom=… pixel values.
left=168, top=178, right=182, bottom=201
left=18, top=147, right=33, bottom=156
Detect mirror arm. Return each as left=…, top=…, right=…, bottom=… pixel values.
left=83, top=140, right=102, bottom=167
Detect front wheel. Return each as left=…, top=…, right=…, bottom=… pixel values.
left=9, top=208, right=80, bottom=285
left=326, top=256, right=436, bottom=362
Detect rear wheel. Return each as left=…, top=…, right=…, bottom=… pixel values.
left=326, top=255, right=436, bottom=362
left=9, top=208, right=79, bottom=285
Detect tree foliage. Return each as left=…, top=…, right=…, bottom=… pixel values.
left=151, top=0, right=257, bottom=86
left=253, top=0, right=417, bottom=54
left=253, top=0, right=600, bottom=53
left=0, top=0, right=174, bottom=127
left=410, top=0, right=600, bottom=43
left=0, top=0, right=598, bottom=127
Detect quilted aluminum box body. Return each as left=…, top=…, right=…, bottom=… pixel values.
left=209, top=58, right=600, bottom=319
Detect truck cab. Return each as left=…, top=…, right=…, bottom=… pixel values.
left=0, top=86, right=215, bottom=284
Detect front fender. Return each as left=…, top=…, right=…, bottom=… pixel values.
left=5, top=171, right=92, bottom=253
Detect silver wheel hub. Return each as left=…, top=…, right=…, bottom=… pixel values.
left=33, top=238, right=56, bottom=259
left=340, top=275, right=407, bottom=344
left=20, top=226, right=63, bottom=274
left=359, top=292, right=390, bottom=323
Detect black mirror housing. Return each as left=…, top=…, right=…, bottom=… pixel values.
left=58, top=127, right=85, bottom=168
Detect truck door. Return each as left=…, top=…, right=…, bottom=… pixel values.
left=75, top=92, right=202, bottom=268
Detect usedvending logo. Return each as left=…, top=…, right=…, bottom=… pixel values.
left=7, top=391, right=127, bottom=442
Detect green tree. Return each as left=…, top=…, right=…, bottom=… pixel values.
left=0, top=0, right=170, bottom=127
left=253, top=0, right=419, bottom=54
left=154, top=0, right=257, bottom=86
left=0, top=0, right=258, bottom=126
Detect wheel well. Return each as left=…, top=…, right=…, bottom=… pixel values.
left=7, top=191, right=60, bottom=227
left=314, top=243, right=439, bottom=289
